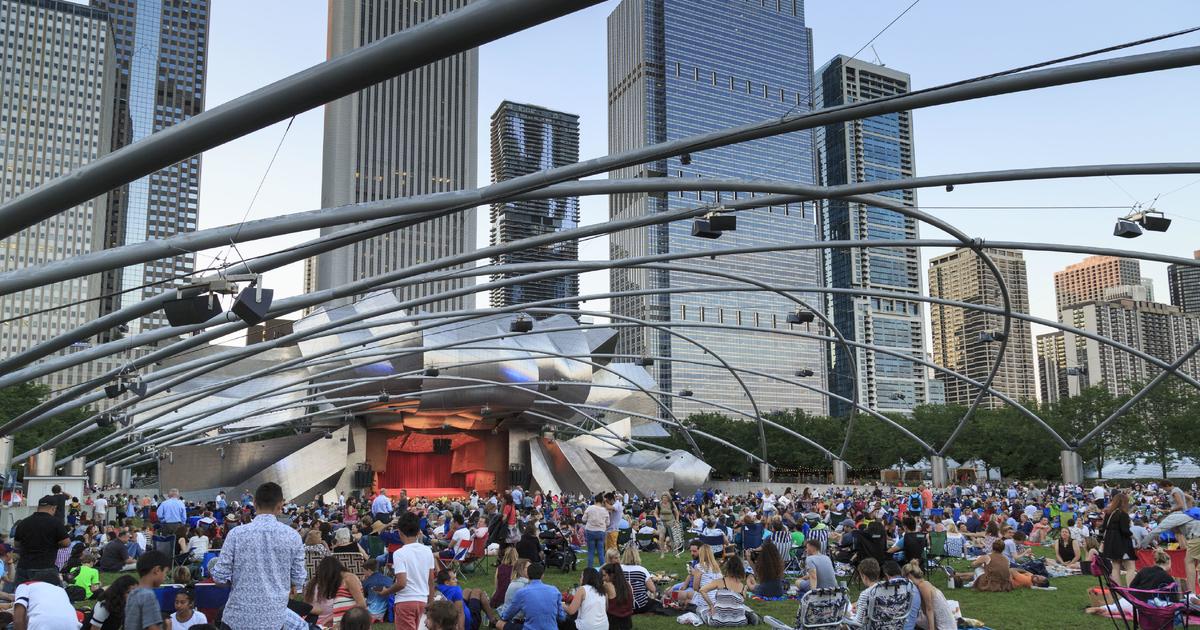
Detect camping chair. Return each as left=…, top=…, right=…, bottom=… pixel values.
left=698, top=534, right=726, bottom=558
left=844, top=579, right=913, bottom=630
left=194, top=583, right=231, bottom=625
left=634, top=532, right=658, bottom=552
left=742, top=523, right=765, bottom=558
left=764, top=586, right=850, bottom=629
left=151, top=535, right=176, bottom=569
left=1091, top=557, right=1191, bottom=630
left=461, top=533, right=488, bottom=574
left=616, top=527, right=632, bottom=547
left=198, top=550, right=220, bottom=578
left=365, top=534, right=386, bottom=562
left=333, top=552, right=367, bottom=578
left=926, top=531, right=948, bottom=570
left=304, top=549, right=327, bottom=580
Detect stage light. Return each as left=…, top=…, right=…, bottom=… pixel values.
left=679, top=389, right=694, bottom=397
left=795, top=369, right=814, bottom=377
left=786, top=310, right=815, bottom=325
left=510, top=316, right=533, bottom=333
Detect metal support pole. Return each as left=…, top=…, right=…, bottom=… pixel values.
left=120, top=468, right=133, bottom=489
left=66, top=457, right=87, bottom=477
left=930, top=456, right=948, bottom=488
left=833, top=459, right=848, bottom=485
left=90, top=463, right=107, bottom=487
left=0, top=437, right=12, bottom=475
left=1060, top=450, right=1084, bottom=485
left=33, top=449, right=56, bottom=476
left=759, top=462, right=772, bottom=484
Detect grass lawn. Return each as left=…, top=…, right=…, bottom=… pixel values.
left=96, top=544, right=1112, bottom=629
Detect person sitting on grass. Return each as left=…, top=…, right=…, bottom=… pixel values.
left=426, top=599, right=461, bottom=630
left=12, top=576, right=77, bottom=630
left=88, top=574, right=137, bottom=629
left=902, top=560, right=955, bottom=630
left=618, top=545, right=657, bottom=613
left=750, top=540, right=786, bottom=598
left=69, top=550, right=102, bottom=599
left=304, top=554, right=367, bottom=627
left=435, top=568, right=499, bottom=630
left=125, top=550, right=171, bottom=630
left=337, top=606, right=374, bottom=630
left=1084, top=548, right=1176, bottom=617
left=169, top=589, right=208, bottom=630
left=1029, top=517, right=1053, bottom=544
left=695, top=555, right=752, bottom=627
left=96, top=530, right=136, bottom=572
left=1050, top=527, right=1082, bottom=572
left=360, top=558, right=392, bottom=622
left=953, top=540, right=1011, bottom=592
left=496, top=562, right=565, bottom=630
left=563, top=568, right=610, bottom=630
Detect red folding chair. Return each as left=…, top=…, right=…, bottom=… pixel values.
left=1091, top=555, right=1191, bottom=630
left=461, top=533, right=488, bottom=574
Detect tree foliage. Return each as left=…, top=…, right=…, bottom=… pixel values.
left=0, top=383, right=116, bottom=477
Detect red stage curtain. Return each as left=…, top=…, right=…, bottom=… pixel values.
left=451, top=440, right=487, bottom=474
left=382, top=451, right=454, bottom=489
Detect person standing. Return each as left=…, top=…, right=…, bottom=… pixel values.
left=211, top=482, right=307, bottom=630
left=93, top=493, right=109, bottom=525
left=371, top=489, right=393, bottom=522
left=1102, top=491, right=1137, bottom=587
left=583, top=495, right=608, bottom=570
left=378, top=512, right=435, bottom=629
left=604, top=493, right=621, bottom=552
left=40, top=484, right=68, bottom=524
left=10, top=497, right=69, bottom=591
left=156, top=489, right=188, bottom=531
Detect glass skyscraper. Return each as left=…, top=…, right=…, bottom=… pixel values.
left=607, top=0, right=828, bottom=419
left=816, top=56, right=928, bottom=415
left=489, top=101, right=580, bottom=315
left=92, top=0, right=210, bottom=337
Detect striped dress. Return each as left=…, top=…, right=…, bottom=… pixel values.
left=314, top=584, right=357, bottom=627
left=700, top=579, right=748, bottom=627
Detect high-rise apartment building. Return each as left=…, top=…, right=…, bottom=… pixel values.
left=488, top=101, right=580, bottom=315
left=1168, top=250, right=1200, bottom=314
left=0, top=0, right=115, bottom=390
left=92, top=0, right=210, bottom=337
left=1060, top=298, right=1200, bottom=397
left=927, top=248, right=1036, bottom=407
left=1036, top=331, right=1069, bottom=404
left=816, top=56, right=927, bottom=414
left=308, top=0, right=478, bottom=312
left=607, top=0, right=828, bottom=418
left=1053, top=255, right=1141, bottom=314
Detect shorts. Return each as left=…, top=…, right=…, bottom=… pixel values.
left=605, top=530, right=618, bottom=550
left=1186, top=537, right=1200, bottom=563
left=393, top=600, right=426, bottom=630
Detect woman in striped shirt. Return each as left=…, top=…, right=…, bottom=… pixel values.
left=303, top=555, right=366, bottom=628
left=697, top=555, right=751, bottom=627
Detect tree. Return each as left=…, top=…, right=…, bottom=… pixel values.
left=1, top=383, right=114, bottom=478
left=1113, top=377, right=1197, bottom=479
left=1050, top=386, right=1119, bottom=475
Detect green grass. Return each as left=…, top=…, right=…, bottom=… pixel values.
left=96, top=545, right=1113, bottom=629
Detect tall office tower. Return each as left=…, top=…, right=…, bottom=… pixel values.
left=1061, top=298, right=1200, bottom=397
left=91, top=0, right=211, bottom=337
left=816, top=56, right=926, bottom=415
left=308, top=0, right=478, bottom=312
left=1036, top=331, right=1069, bottom=404
left=607, top=0, right=828, bottom=418
left=0, top=0, right=115, bottom=390
left=927, top=248, right=1036, bottom=407
left=1168, top=250, right=1200, bottom=313
left=1053, top=255, right=1141, bottom=314
left=488, top=101, right=580, bottom=315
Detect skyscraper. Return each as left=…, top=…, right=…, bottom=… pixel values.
left=1053, top=255, right=1141, bottom=314
left=1036, top=331, right=1068, bottom=404
left=308, top=0, right=478, bottom=312
left=488, top=101, right=580, bottom=315
left=0, top=0, right=115, bottom=389
left=1168, top=250, right=1200, bottom=314
left=927, top=248, right=1036, bottom=407
left=91, top=0, right=211, bottom=337
left=607, top=0, right=828, bottom=418
left=1061, top=298, right=1200, bottom=396
left=816, top=56, right=927, bottom=414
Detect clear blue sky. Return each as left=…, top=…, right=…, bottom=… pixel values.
left=195, top=1, right=1200, bottom=349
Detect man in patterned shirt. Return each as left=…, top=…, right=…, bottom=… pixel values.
left=211, top=482, right=307, bottom=630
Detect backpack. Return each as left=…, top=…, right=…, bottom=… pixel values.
left=908, top=493, right=922, bottom=511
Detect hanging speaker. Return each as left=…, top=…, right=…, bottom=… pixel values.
left=231, top=287, right=274, bottom=325
left=432, top=438, right=452, bottom=454
left=163, top=294, right=223, bottom=327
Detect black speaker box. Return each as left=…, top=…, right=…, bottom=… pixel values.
left=433, top=438, right=452, bottom=454
left=231, top=287, right=274, bottom=325
left=163, top=294, right=223, bottom=327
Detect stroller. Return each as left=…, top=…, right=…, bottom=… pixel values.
left=541, top=528, right=578, bottom=573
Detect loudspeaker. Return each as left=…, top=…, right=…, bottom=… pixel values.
left=231, top=287, right=274, bottom=325
left=432, top=438, right=452, bottom=454
left=352, top=463, right=373, bottom=488
left=163, top=294, right=223, bottom=326
left=707, top=215, right=737, bottom=232
left=104, top=383, right=126, bottom=399
left=691, top=219, right=721, bottom=239
left=508, top=463, right=529, bottom=488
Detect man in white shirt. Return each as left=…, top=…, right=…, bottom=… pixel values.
left=1092, top=484, right=1108, bottom=508
left=92, top=494, right=108, bottom=524
left=445, top=514, right=473, bottom=560
left=13, top=580, right=80, bottom=630
left=381, top=512, right=435, bottom=629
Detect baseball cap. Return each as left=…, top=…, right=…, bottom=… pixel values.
left=37, top=495, right=57, bottom=507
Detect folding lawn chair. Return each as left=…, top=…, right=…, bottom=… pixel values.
left=926, top=531, right=947, bottom=571
left=151, top=535, right=176, bottom=569
left=764, top=586, right=850, bottom=629
left=194, top=583, right=231, bottom=625
left=333, top=552, right=367, bottom=578
left=741, top=522, right=765, bottom=558
left=634, top=531, right=658, bottom=551
left=460, top=533, right=488, bottom=574
left=844, top=579, right=913, bottom=630
left=1091, top=556, right=1191, bottom=630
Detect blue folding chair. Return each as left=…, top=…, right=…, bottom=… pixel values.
left=154, top=585, right=183, bottom=615
left=198, top=550, right=220, bottom=577
left=195, top=584, right=231, bottom=623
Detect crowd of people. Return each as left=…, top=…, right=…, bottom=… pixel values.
left=0, top=477, right=1195, bottom=629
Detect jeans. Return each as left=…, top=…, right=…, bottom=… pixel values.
left=584, top=529, right=606, bottom=568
